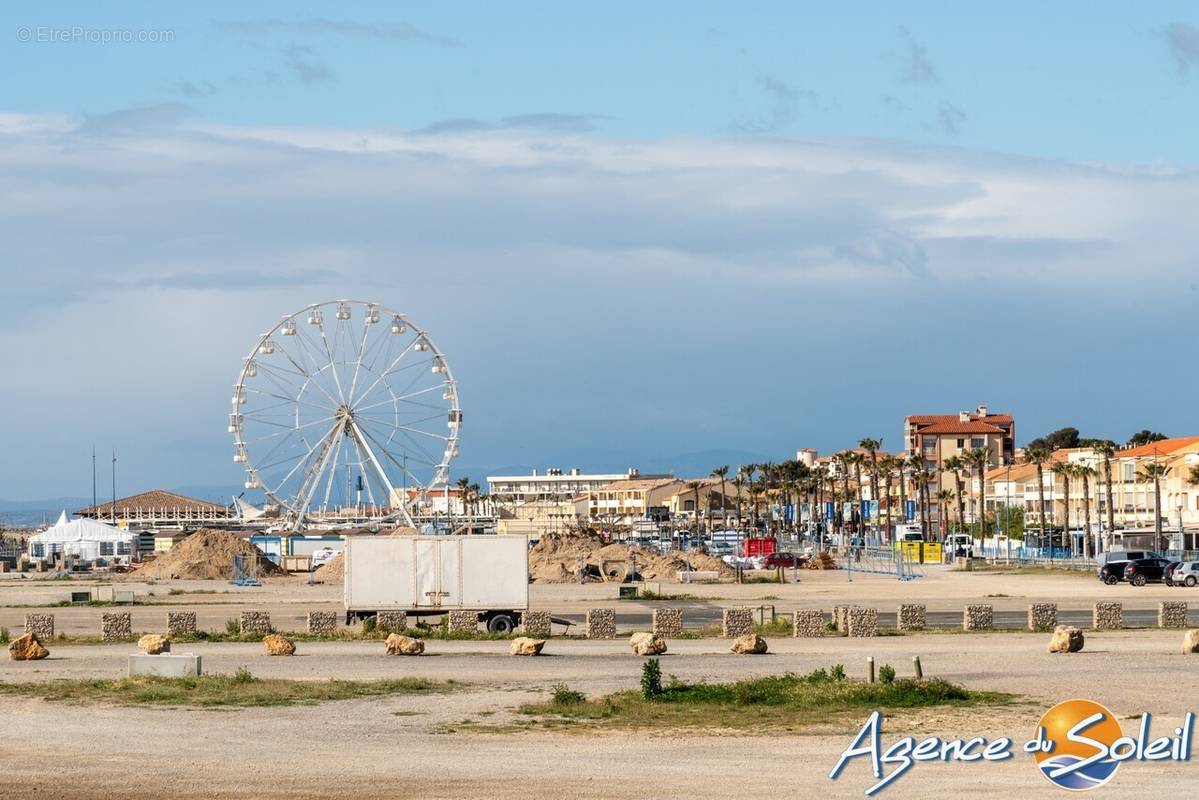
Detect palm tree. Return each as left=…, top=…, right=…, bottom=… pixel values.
left=965, top=447, right=991, bottom=535
left=1051, top=461, right=1073, bottom=555
left=935, top=489, right=954, bottom=539
left=711, top=465, right=730, bottom=528
left=911, top=469, right=930, bottom=537
left=732, top=470, right=746, bottom=528
left=834, top=452, right=853, bottom=539
left=1091, top=439, right=1117, bottom=547
left=943, top=456, right=966, bottom=534
left=858, top=438, right=882, bottom=533
left=1024, top=447, right=1053, bottom=559
left=1139, top=461, right=1171, bottom=549
left=685, top=479, right=704, bottom=532
left=455, top=476, right=471, bottom=518
left=1075, top=463, right=1096, bottom=558
left=903, top=454, right=924, bottom=536
left=878, top=454, right=900, bottom=539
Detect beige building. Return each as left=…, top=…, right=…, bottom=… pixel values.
left=906, top=405, right=1016, bottom=523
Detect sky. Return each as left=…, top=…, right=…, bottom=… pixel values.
left=2, top=2, right=1198, bottom=501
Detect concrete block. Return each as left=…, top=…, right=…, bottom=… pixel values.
left=1093, top=602, right=1122, bottom=630
left=307, top=610, right=338, bottom=634
left=166, top=612, right=197, bottom=637
left=521, top=611, right=552, bottom=637
left=585, top=609, right=616, bottom=639
left=1159, top=601, right=1188, bottom=629
left=24, top=614, right=54, bottom=640
left=127, top=653, right=202, bottom=678
left=239, top=611, right=271, bottom=635
left=722, top=608, right=754, bottom=638
left=375, top=611, right=407, bottom=633
left=652, top=608, right=684, bottom=638
left=897, top=604, right=926, bottom=631
left=1028, top=603, right=1058, bottom=630
left=847, top=607, right=878, bottom=637
left=834, top=605, right=858, bottom=634
left=101, top=612, right=133, bottom=641
left=963, top=604, right=993, bottom=631
left=792, top=609, right=824, bottom=637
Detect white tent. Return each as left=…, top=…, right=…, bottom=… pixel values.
left=28, top=513, right=137, bottom=564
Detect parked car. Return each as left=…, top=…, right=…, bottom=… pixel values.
left=1124, top=557, right=1174, bottom=586
left=1164, top=561, right=1182, bottom=586
left=1096, top=550, right=1160, bottom=581
left=1170, top=561, right=1199, bottom=587
left=762, top=552, right=808, bottom=569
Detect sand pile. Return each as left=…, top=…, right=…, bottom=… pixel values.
left=529, top=532, right=734, bottom=583
left=137, top=529, right=286, bottom=580
left=806, top=551, right=838, bottom=570
left=313, top=552, right=344, bottom=583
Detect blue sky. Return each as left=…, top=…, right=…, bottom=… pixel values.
left=2, top=3, right=1198, bottom=500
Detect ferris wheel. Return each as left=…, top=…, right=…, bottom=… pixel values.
left=230, top=300, right=461, bottom=528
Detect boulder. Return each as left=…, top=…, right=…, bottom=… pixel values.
left=384, top=633, right=425, bottom=656
left=730, top=634, right=768, bottom=655
left=509, top=636, right=546, bottom=656
left=629, top=631, right=667, bottom=656
left=8, top=632, right=49, bottom=661
left=1183, top=629, right=1199, bottom=654
left=1047, top=625, right=1084, bottom=653
left=137, top=634, right=171, bottom=655
left=263, top=634, right=296, bottom=656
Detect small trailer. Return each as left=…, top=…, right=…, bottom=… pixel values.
left=343, top=535, right=530, bottom=633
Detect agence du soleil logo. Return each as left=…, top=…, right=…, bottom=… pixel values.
left=829, top=698, right=1194, bottom=795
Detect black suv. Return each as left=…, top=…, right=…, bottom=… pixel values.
left=1124, top=557, right=1173, bottom=586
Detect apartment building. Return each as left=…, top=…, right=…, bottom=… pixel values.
left=905, top=404, right=1016, bottom=523
left=487, top=467, right=666, bottom=504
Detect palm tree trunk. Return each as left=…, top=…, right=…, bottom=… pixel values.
left=1083, top=474, right=1093, bottom=558
left=1037, top=464, right=1050, bottom=561
left=1103, top=457, right=1115, bottom=548
left=1062, top=474, right=1071, bottom=555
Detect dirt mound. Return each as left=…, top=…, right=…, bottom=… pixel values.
left=806, top=551, right=838, bottom=570
left=137, top=529, right=286, bottom=581
left=313, top=552, right=344, bottom=583
left=528, top=532, right=733, bottom=583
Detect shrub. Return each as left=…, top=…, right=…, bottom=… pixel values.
left=0, top=627, right=8, bottom=644
left=550, top=683, right=585, bottom=705
left=878, top=664, right=896, bottom=685
left=641, top=658, right=663, bottom=699
left=361, top=616, right=377, bottom=635
left=830, top=664, right=846, bottom=681
left=233, top=666, right=254, bottom=684
left=225, top=618, right=240, bottom=636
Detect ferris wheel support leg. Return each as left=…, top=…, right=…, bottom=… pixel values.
left=292, top=422, right=346, bottom=530
left=349, top=419, right=416, bottom=528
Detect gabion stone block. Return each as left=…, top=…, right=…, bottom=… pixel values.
left=101, top=612, right=133, bottom=641
left=375, top=611, right=407, bottom=633
left=239, top=611, right=272, bottom=635
left=307, top=611, right=337, bottom=635
left=585, top=608, right=616, bottom=639
left=1159, top=601, right=1188, bottom=629
left=722, top=607, right=754, bottom=638
left=652, top=607, right=683, bottom=638
left=447, top=610, right=478, bottom=633
left=846, top=607, right=878, bottom=637
left=792, top=609, right=824, bottom=637
left=1027, top=603, right=1058, bottom=631
left=166, top=612, right=197, bottom=637
left=24, top=614, right=54, bottom=640
left=521, top=611, right=552, bottom=637
left=1093, top=602, right=1123, bottom=630
left=897, top=604, right=926, bottom=631
left=963, top=604, right=993, bottom=631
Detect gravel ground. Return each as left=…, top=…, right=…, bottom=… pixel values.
left=3, top=632, right=1199, bottom=798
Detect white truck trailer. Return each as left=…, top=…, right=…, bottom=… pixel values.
left=343, top=535, right=530, bottom=633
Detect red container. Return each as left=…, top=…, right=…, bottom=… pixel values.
left=743, top=537, right=777, bottom=557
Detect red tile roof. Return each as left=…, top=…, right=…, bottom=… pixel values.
left=1116, top=436, right=1199, bottom=460
left=915, top=421, right=1006, bottom=435
left=907, top=413, right=1013, bottom=425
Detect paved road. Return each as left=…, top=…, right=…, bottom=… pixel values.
left=558, top=607, right=1176, bottom=630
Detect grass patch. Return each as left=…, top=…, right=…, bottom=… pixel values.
left=621, top=589, right=705, bottom=601
left=0, top=672, right=460, bottom=708
left=515, top=666, right=1010, bottom=732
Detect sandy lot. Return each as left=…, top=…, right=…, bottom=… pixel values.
left=4, top=567, right=1199, bottom=798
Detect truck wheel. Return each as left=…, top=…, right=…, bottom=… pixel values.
left=487, top=614, right=515, bottom=633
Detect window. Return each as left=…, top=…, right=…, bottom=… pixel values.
left=118, top=541, right=131, bottom=555
left=971, top=437, right=984, bottom=448
left=100, top=541, right=114, bottom=556
left=956, top=438, right=965, bottom=448
left=32, top=543, right=44, bottom=558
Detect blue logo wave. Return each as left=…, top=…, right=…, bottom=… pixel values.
left=1039, top=754, right=1119, bottom=790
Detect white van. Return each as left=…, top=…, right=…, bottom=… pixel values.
left=945, top=534, right=974, bottom=558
